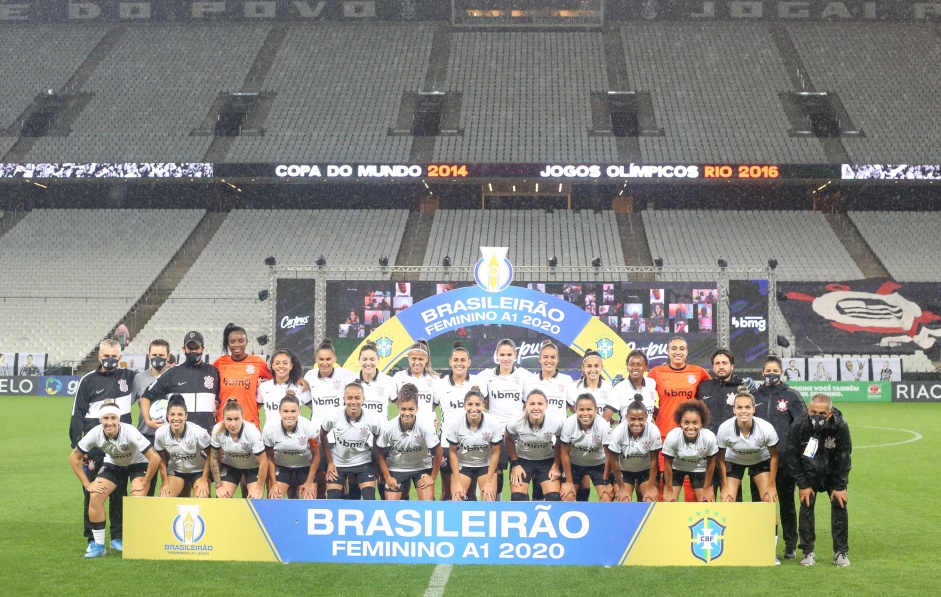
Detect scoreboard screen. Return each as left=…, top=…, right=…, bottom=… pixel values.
left=451, top=0, right=604, bottom=27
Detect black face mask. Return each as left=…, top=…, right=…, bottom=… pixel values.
left=150, top=357, right=167, bottom=371
left=185, top=352, right=202, bottom=365
left=765, top=374, right=781, bottom=386
left=101, top=357, right=119, bottom=372
left=810, top=414, right=827, bottom=430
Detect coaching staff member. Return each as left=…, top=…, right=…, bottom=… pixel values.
left=790, top=393, right=852, bottom=568
left=69, top=339, right=136, bottom=552
left=143, top=331, right=220, bottom=435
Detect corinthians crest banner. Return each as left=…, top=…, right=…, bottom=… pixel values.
left=124, top=499, right=775, bottom=566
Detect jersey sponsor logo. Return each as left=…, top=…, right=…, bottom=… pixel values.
left=118, top=379, right=129, bottom=393
left=315, top=396, right=341, bottom=408
left=95, top=389, right=105, bottom=394
left=170, top=505, right=208, bottom=549
left=337, top=438, right=367, bottom=449
left=491, top=390, right=521, bottom=401
left=824, top=437, right=836, bottom=450
left=474, top=247, right=513, bottom=293
left=362, top=402, right=385, bottom=411
left=224, top=378, right=250, bottom=390
left=376, top=337, right=393, bottom=358
left=204, top=376, right=214, bottom=390
left=689, top=516, right=726, bottom=564
left=177, top=381, right=187, bottom=386
left=596, top=338, right=614, bottom=359
left=776, top=399, right=788, bottom=412
left=246, top=364, right=255, bottom=374
left=663, top=388, right=694, bottom=399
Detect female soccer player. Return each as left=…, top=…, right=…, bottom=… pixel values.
left=257, top=349, right=311, bottom=430
left=320, top=381, right=382, bottom=500
left=662, top=400, right=717, bottom=502
left=433, top=342, right=483, bottom=501
left=392, top=339, right=439, bottom=430
left=357, top=340, right=397, bottom=421
left=716, top=388, right=779, bottom=504
left=605, top=349, right=657, bottom=425
left=213, top=323, right=272, bottom=428
left=447, top=388, right=502, bottom=501
left=303, top=338, right=356, bottom=498
left=505, top=389, right=563, bottom=501
left=154, top=395, right=211, bottom=498
left=568, top=349, right=613, bottom=414
left=263, top=393, right=320, bottom=499
left=605, top=398, right=661, bottom=502
left=69, top=400, right=161, bottom=557
left=376, top=384, right=442, bottom=501
left=209, top=398, right=268, bottom=498
left=523, top=341, right=574, bottom=420
left=478, top=338, right=534, bottom=500
left=560, top=394, right=613, bottom=502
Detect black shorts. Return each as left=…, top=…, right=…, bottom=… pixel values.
left=317, top=445, right=328, bottom=472
left=725, top=459, right=772, bottom=480
left=386, top=469, right=432, bottom=491
left=336, top=463, right=377, bottom=484
left=167, top=470, right=204, bottom=486
left=276, top=465, right=312, bottom=485
left=219, top=465, right=260, bottom=485
left=621, top=468, right=652, bottom=487
left=518, top=458, right=556, bottom=485
left=671, top=469, right=707, bottom=489
left=570, top=462, right=610, bottom=487
left=459, top=465, right=491, bottom=480
left=97, top=462, right=149, bottom=486
left=497, top=443, right=509, bottom=471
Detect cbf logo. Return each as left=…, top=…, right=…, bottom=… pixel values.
left=689, top=514, right=726, bottom=563
left=474, top=247, right=513, bottom=293
left=596, top=338, right=614, bottom=359
left=172, top=505, right=206, bottom=545
left=376, top=337, right=393, bottom=358
left=45, top=377, right=62, bottom=395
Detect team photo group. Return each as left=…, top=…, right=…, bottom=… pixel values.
left=69, top=324, right=852, bottom=567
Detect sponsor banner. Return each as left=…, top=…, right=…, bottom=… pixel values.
left=0, top=163, right=212, bottom=178
left=779, top=279, right=941, bottom=357
left=729, top=280, right=769, bottom=369
left=892, top=381, right=941, bottom=402
left=0, top=375, right=81, bottom=396
left=608, top=0, right=941, bottom=21
left=274, top=278, right=316, bottom=360
left=125, top=498, right=776, bottom=566
left=789, top=380, right=891, bottom=402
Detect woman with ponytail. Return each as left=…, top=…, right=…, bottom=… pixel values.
left=213, top=323, right=272, bottom=428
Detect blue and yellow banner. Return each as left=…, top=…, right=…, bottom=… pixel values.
left=125, top=500, right=775, bottom=566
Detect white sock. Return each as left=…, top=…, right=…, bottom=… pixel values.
left=92, top=529, right=106, bottom=546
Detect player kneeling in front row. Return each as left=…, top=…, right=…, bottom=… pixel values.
left=154, top=394, right=212, bottom=498
left=263, top=392, right=320, bottom=499
left=210, top=399, right=268, bottom=498
left=505, top=389, right=564, bottom=501
left=560, top=394, right=613, bottom=502
left=448, top=388, right=502, bottom=501
left=790, top=393, right=852, bottom=568
left=376, top=384, right=442, bottom=501
left=605, top=397, right=661, bottom=502
left=662, top=400, right=717, bottom=502
left=68, top=400, right=161, bottom=558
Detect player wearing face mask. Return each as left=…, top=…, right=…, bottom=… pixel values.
left=751, top=355, right=807, bottom=562
left=68, top=339, right=137, bottom=554
left=133, top=339, right=172, bottom=495
left=142, top=331, right=221, bottom=435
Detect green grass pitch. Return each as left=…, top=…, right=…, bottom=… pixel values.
left=1, top=398, right=936, bottom=596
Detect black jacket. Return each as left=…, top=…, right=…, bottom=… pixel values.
left=143, top=360, right=220, bottom=434
left=695, top=375, right=745, bottom=434
left=752, top=381, right=806, bottom=462
left=789, top=407, right=852, bottom=491
left=69, top=368, right=136, bottom=449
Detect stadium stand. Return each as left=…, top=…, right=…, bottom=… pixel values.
left=848, top=211, right=941, bottom=282
left=642, top=209, right=863, bottom=281
left=23, top=24, right=270, bottom=162
left=227, top=23, right=435, bottom=162
left=788, top=23, right=941, bottom=163
left=432, top=31, right=617, bottom=163
left=421, top=209, right=626, bottom=280
left=131, top=209, right=409, bottom=354
left=620, top=23, right=826, bottom=164
left=0, top=209, right=204, bottom=363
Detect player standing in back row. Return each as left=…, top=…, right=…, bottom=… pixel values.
left=648, top=337, right=711, bottom=501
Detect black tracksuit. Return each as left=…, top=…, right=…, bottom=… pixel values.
left=69, top=367, right=136, bottom=542
left=752, top=381, right=807, bottom=552
left=142, top=360, right=220, bottom=435
left=790, top=408, right=852, bottom=554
